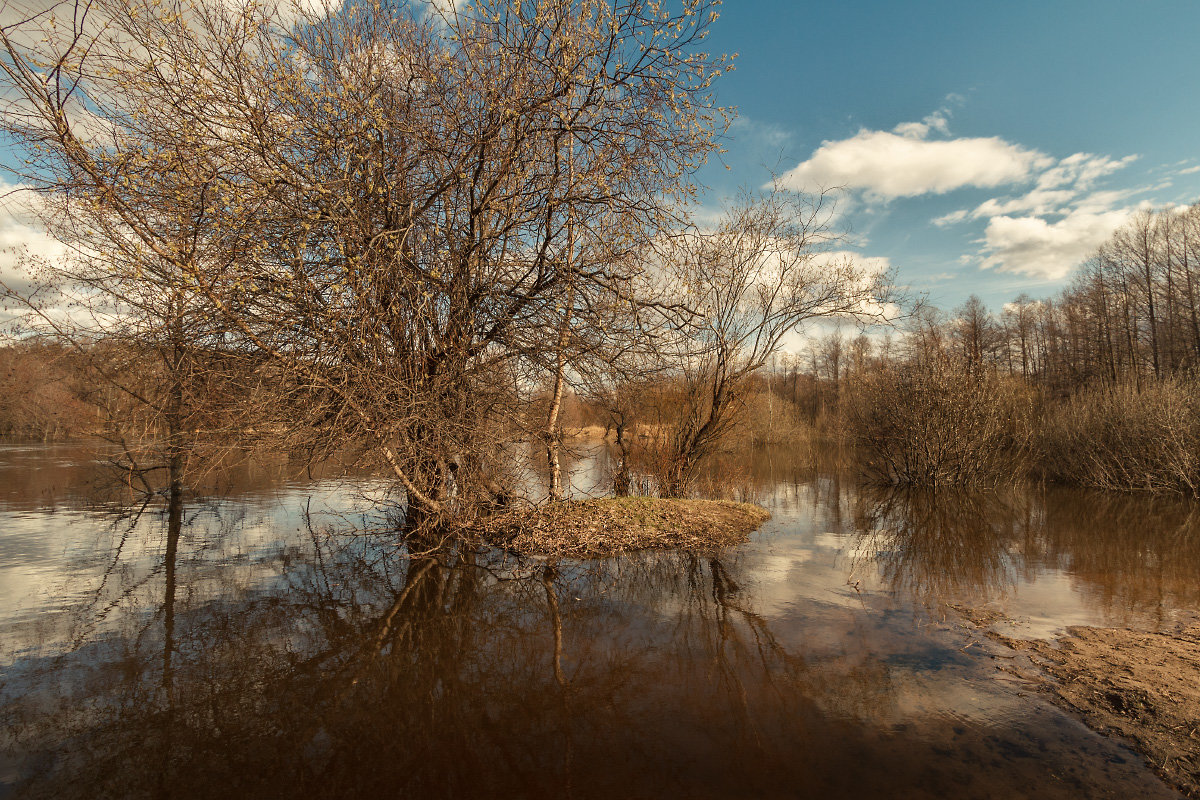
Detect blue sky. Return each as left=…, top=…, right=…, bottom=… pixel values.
left=3, top=1, right=1199, bottom=320
left=697, top=1, right=1200, bottom=312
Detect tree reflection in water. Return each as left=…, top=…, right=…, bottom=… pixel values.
left=851, top=485, right=1200, bottom=620
left=5, top=445, right=1200, bottom=798
left=1, top=504, right=897, bottom=800
left=851, top=488, right=1024, bottom=605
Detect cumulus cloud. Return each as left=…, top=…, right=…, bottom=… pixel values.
left=930, top=151, right=1148, bottom=278
left=979, top=208, right=1131, bottom=280
left=779, top=119, right=1050, bottom=200
left=935, top=152, right=1140, bottom=223
left=775, top=102, right=1171, bottom=281
left=891, top=108, right=951, bottom=139
left=0, top=185, right=65, bottom=294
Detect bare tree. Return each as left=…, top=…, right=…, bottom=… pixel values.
left=650, top=186, right=890, bottom=496
left=0, top=0, right=733, bottom=525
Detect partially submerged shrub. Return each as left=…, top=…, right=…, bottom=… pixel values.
left=844, top=360, right=1033, bottom=487
left=1039, top=377, right=1200, bottom=495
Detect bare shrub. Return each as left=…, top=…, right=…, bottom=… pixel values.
left=1039, top=377, right=1200, bottom=495
left=845, top=360, right=1033, bottom=487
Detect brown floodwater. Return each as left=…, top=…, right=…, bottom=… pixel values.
left=1, top=440, right=1197, bottom=799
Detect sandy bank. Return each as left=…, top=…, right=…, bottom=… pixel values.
left=960, top=611, right=1200, bottom=798
left=473, top=496, right=770, bottom=559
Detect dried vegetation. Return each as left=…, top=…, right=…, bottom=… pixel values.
left=1038, top=377, right=1200, bottom=494
left=844, top=360, right=1034, bottom=488
left=471, top=497, right=771, bottom=559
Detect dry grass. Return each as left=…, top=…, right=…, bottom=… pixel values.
left=1038, top=377, right=1200, bottom=495
left=471, top=497, right=770, bottom=559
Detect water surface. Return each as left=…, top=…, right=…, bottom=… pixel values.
left=1, top=442, right=1197, bottom=798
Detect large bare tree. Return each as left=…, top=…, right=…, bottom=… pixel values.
left=0, top=0, right=732, bottom=524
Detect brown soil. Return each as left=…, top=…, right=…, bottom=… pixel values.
left=960, top=611, right=1200, bottom=798
left=472, top=496, right=771, bottom=559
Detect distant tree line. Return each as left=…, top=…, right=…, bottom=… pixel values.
left=904, top=204, right=1200, bottom=393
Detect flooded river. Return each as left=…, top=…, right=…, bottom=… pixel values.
left=1, top=441, right=1197, bottom=798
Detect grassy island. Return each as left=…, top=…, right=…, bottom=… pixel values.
left=474, top=497, right=771, bottom=559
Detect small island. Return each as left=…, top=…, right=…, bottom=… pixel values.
left=473, top=497, right=771, bottom=559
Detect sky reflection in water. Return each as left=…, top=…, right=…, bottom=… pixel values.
left=1, top=443, right=1196, bottom=799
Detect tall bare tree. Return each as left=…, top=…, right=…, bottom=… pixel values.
left=651, top=186, right=890, bottom=496
left=0, top=0, right=733, bottom=524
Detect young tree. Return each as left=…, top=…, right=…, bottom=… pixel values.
left=951, top=295, right=1001, bottom=368
left=651, top=186, right=890, bottom=496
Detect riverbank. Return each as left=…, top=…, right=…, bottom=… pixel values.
left=473, top=496, right=771, bottom=559
left=959, top=611, right=1200, bottom=798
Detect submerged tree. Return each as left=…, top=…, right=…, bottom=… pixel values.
left=0, top=0, right=733, bottom=522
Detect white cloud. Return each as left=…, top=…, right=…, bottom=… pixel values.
left=1001, top=298, right=1048, bottom=314
left=979, top=208, right=1131, bottom=280
left=779, top=123, right=1050, bottom=200
left=423, top=0, right=470, bottom=20
left=0, top=185, right=66, bottom=294
left=921, top=145, right=1149, bottom=279
left=933, top=209, right=970, bottom=227
left=892, top=108, right=951, bottom=139
left=937, top=152, right=1140, bottom=222
left=1041, top=152, right=1137, bottom=189
left=967, top=189, right=1080, bottom=219
left=764, top=101, right=1190, bottom=283
left=285, top=0, right=340, bottom=20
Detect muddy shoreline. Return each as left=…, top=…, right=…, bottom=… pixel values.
left=958, top=610, right=1200, bottom=798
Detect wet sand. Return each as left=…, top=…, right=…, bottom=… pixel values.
left=962, top=611, right=1200, bottom=798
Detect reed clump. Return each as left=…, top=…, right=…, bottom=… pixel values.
left=1038, top=376, right=1200, bottom=495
